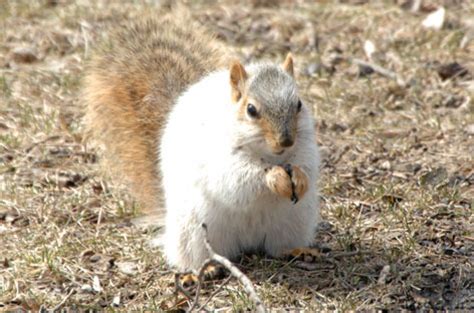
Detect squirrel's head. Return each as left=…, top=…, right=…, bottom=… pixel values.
left=230, top=53, right=304, bottom=156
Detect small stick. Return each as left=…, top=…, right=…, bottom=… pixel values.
left=202, top=224, right=266, bottom=313
left=52, top=288, right=75, bottom=311
left=348, top=57, right=406, bottom=87
left=24, top=135, right=61, bottom=153
left=176, top=225, right=266, bottom=312
left=196, top=275, right=232, bottom=311
left=328, top=250, right=371, bottom=258
left=187, top=259, right=212, bottom=312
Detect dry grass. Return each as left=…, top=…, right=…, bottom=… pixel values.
left=1, top=0, right=473, bottom=311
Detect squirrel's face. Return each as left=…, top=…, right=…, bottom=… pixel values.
left=230, top=54, right=304, bottom=156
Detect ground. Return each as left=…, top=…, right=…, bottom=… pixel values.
left=0, top=0, right=473, bottom=311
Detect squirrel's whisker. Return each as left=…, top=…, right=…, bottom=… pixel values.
left=235, top=135, right=264, bottom=148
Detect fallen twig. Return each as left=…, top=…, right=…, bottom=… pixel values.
left=24, top=135, right=61, bottom=153
left=202, top=224, right=266, bottom=312
left=348, top=57, right=407, bottom=87
left=187, top=259, right=212, bottom=312
left=174, top=225, right=266, bottom=312
left=196, top=275, right=232, bottom=311
left=328, top=250, right=371, bottom=258
left=52, top=288, right=75, bottom=311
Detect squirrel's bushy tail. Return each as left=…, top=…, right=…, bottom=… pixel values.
left=83, top=12, right=228, bottom=213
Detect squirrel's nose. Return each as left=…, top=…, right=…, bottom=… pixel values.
left=279, top=136, right=294, bottom=148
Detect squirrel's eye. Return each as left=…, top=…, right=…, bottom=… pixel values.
left=297, top=100, right=302, bottom=112
left=247, top=103, right=258, bottom=118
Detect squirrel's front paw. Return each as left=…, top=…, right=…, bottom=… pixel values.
left=265, top=165, right=293, bottom=199
left=265, top=164, right=308, bottom=203
left=290, top=165, right=309, bottom=202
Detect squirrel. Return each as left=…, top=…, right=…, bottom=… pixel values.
left=83, top=13, right=320, bottom=271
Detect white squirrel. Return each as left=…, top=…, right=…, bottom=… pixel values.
left=83, top=16, right=320, bottom=271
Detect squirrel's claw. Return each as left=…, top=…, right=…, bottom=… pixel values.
left=291, top=193, right=299, bottom=204
left=283, top=164, right=299, bottom=204
left=288, top=165, right=309, bottom=203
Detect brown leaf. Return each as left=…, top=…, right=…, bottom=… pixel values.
left=10, top=47, right=39, bottom=64
left=437, top=62, right=469, bottom=80
left=0, top=207, right=8, bottom=220
left=56, top=172, right=87, bottom=188
left=80, top=249, right=95, bottom=259
left=382, top=194, right=404, bottom=205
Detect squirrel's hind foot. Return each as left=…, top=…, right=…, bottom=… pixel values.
left=178, top=264, right=227, bottom=291
left=284, top=247, right=323, bottom=263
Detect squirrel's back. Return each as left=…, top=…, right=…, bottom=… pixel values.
left=83, top=13, right=228, bottom=213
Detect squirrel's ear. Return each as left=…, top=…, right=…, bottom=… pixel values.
left=282, top=52, right=294, bottom=77
left=229, top=61, right=247, bottom=102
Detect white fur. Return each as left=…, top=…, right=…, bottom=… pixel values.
left=157, top=69, right=320, bottom=271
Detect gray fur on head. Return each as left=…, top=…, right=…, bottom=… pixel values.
left=247, top=63, right=298, bottom=116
